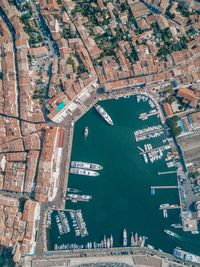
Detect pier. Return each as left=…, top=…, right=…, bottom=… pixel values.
left=159, top=204, right=181, bottom=210
left=139, top=144, right=171, bottom=155
left=158, top=171, right=177, bottom=175
left=135, top=128, right=163, bottom=138
left=57, top=211, right=68, bottom=234
left=151, top=186, right=178, bottom=189
left=48, top=208, right=76, bottom=212
left=139, top=111, right=159, bottom=120
left=151, top=186, right=179, bottom=195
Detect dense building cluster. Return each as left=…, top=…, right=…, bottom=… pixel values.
left=0, top=196, right=40, bottom=262
left=0, top=0, right=65, bottom=262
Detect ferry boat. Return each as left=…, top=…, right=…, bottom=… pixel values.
left=123, top=229, right=127, bottom=246
left=95, top=104, right=114, bottom=125
left=130, top=232, right=135, bottom=247
left=71, top=161, right=103, bottom=170
left=84, top=126, right=89, bottom=138
left=173, top=247, right=200, bottom=264
left=164, top=229, right=178, bottom=238
left=70, top=168, right=100, bottom=176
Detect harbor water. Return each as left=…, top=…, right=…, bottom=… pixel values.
left=48, top=96, right=200, bottom=255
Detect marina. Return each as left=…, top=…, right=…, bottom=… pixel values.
left=48, top=96, right=200, bottom=257
left=138, top=142, right=176, bottom=167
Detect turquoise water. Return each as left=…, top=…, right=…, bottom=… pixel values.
left=48, top=96, right=200, bottom=255
left=0, top=255, right=14, bottom=267
left=56, top=102, right=65, bottom=111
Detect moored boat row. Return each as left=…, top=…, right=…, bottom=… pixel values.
left=134, top=125, right=164, bottom=142
left=69, top=209, right=88, bottom=237
left=54, top=229, right=147, bottom=251
left=123, top=229, right=147, bottom=247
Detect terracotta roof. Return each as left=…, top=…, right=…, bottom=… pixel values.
left=163, top=103, right=173, bottom=117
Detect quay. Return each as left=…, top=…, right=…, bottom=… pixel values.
left=27, top=247, right=189, bottom=267
left=158, top=171, right=177, bottom=175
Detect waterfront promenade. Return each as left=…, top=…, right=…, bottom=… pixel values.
left=26, top=247, right=190, bottom=267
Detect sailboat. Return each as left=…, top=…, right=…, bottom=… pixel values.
left=84, top=126, right=89, bottom=138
